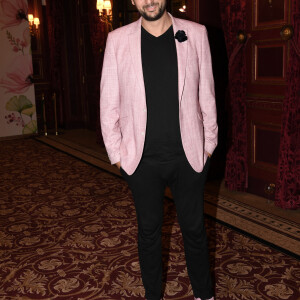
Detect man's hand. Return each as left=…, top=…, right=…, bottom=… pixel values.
left=205, top=151, right=212, bottom=158
left=115, top=162, right=121, bottom=169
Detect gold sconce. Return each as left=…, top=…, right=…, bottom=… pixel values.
left=179, top=5, right=186, bottom=13
left=97, top=0, right=113, bottom=30
left=28, top=14, right=40, bottom=36
left=280, top=25, right=294, bottom=41
left=237, top=30, right=248, bottom=44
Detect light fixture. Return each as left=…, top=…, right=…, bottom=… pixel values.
left=34, top=17, right=40, bottom=28
left=28, top=14, right=33, bottom=23
left=179, top=5, right=186, bottom=13
left=103, top=0, right=112, bottom=11
left=28, top=13, right=40, bottom=36
left=97, top=0, right=113, bottom=30
left=97, top=0, right=103, bottom=11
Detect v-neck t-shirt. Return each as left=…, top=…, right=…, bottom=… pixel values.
left=141, top=25, right=184, bottom=161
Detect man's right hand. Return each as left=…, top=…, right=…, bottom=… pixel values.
left=115, top=162, right=121, bottom=169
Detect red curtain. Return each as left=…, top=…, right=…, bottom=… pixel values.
left=87, top=0, right=107, bottom=145
left=219, top=0, right=248, bottom=191
left=46, top=0, right=64, bottom=126
left=275, top=1, right=300, bottom=209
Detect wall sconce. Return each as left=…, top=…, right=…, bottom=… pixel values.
left=28, top=14, right=40, bottom=36
left=97, top=0, right=113, bottom=30
left=179, top=5, right=186, bottom=13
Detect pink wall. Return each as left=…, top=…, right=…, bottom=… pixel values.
left=0, top=0, right=36, bottom=138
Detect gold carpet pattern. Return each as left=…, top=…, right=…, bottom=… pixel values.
left=36, top=133, right=300, bottom=256
left=0, top=139, right=299, bottom=299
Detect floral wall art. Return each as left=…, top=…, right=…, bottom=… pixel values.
left=0, top=0, right=37, bottom=138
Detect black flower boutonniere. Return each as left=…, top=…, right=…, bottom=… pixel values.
left=175, top=30, right=188, bottom=43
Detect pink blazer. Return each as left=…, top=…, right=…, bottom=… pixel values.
left=100, top=14, right=218, bottom=175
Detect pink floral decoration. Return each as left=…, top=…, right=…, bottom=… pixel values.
left=6, top=27, right=30, bottom=53
left=0, top=54, right=33, bottom=94
left=4, top=112, right=24, bottom=127
left=0, top=0, right=28, bottom=30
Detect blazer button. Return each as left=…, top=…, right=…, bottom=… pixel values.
left=141, top=132, right=145, bottom=136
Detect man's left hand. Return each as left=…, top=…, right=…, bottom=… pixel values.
left=206, top=151, right=212, bottom=158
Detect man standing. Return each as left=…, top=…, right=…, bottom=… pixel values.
left=100, top=0, right=217, bottom=299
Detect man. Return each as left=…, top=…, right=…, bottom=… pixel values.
left=100, top=0, right=217, bottom=299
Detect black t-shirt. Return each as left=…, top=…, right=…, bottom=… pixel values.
left=141, top=25, right=184, bottom=161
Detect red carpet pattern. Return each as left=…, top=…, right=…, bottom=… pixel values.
left=0, top=139, right=299, bottom=299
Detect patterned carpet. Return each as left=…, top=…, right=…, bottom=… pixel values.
left=0, top=139, right=299, bottom=299
left=35, top=132, right=300, bottom=256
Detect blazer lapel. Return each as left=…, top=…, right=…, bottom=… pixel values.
left=128, top=18, right=146, bottom=99
left=170, top=14, right=188, bottom=103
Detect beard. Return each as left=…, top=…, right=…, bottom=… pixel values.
left=137, top=1, right=167, bottom=21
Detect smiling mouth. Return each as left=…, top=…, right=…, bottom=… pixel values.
left=145, top=3, right=157, bottom=12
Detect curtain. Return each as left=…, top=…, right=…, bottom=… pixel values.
left=87, top=0, right=107, bottom=145
left=46, top=0, right=64, bottom=126
left=219, top=0, right=248, bottom=191
left=275, top=1, right=300, bottom=209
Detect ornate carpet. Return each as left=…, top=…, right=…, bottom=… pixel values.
left=35, top=133, right=300, bottom=257
left=0, top=139, right=299, bottom=299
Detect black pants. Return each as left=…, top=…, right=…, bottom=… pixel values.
left=120, top=154, right=213, bottom=300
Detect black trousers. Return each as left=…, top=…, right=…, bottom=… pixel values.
left=120, top=154, right=213, bottom=300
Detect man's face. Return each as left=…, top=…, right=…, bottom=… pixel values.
left=131, top=0, right=167, bottom=21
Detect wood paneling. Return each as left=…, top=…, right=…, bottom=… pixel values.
left=255, top=127, right=281, bottom=165
left=246, top=0, right=291, bottom=200
left=246, top=99, right=282, bottom=198
left=256, top=45, right=284, bottom=78
left=257, top=0, right=285, bottom=24
left=254, top=0, right=289, bottom=28
left=255, top=45, right=285, bottom=80
left=247, top=37, right=289, bottom=96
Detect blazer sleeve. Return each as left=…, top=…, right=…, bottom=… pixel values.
left=198, top=27, right=218, bottom=155
left=100, top=33, right=121, bottom=165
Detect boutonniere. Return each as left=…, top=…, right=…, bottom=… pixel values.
left=175, top=30, right=188, bottom=43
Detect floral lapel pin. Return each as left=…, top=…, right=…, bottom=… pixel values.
left=175, top=30, right=188, bottom=42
